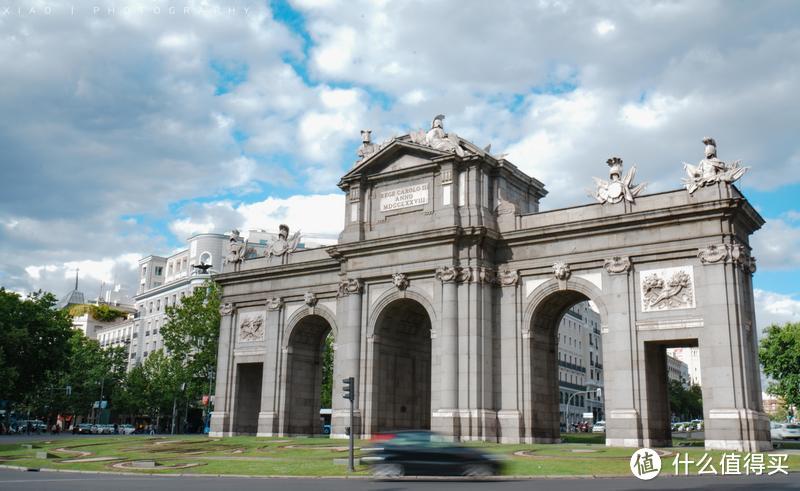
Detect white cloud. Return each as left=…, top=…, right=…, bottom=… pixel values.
left=752, top=218, right=800, bottom=270
left=755, top=289, right=800, bottom=332
left=401, top=90, right=427, bottom=105
left=595, top=20, right=616, bottom=36
left=619, top=94, right=688, bottom=129
left=312, top=25, right=357, bottom=76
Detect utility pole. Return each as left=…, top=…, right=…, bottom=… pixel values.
left=342, top=376, right=355, bottom=472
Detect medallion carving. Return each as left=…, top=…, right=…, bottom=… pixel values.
left=219, top=303, right=234, bottom=316
left=497, top=269, right=519, bottom=287
left=604, top=256, right=631, bottom=274
left=266, top=297, right=283, bottom=311
left=338, top=278, right=363, bottom=297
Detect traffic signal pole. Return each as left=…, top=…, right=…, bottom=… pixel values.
left=342, top=376, right=355, bottom=472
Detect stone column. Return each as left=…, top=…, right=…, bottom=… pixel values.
left=697, top=244, right=770, bottom=451
left=601, top=257, right=645, bottom=448
left=257, top=297, right=283, bottom=436
left=210, top=303, right=235, bottom=437
left=497, top=269, right=522, bottom=443
left=332, top=278, right=363, bottom=439
left=431, top=266, right=460, bottom=439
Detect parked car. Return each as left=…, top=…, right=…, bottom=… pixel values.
left=772, top=423, right=800, bottom=440
left=76, top=423, right=94, bottom=434
left=119, top=424, right=136, bottom=435
left=362, top=430, right=505, bottom=477
left=592, top=421, right=606, bottom=433
left=691, top=419, right=704, bottom=430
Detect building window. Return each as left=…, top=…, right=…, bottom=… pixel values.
left=155, top=266, right=163, bottom=276
left=458, top=171, right=466, bottom=206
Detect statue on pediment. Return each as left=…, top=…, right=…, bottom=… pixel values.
left=682, top=137, right=748, bottom=194
left=408, top=114, right=466, bottom=157
left=357, top=130, right=377, bottom=161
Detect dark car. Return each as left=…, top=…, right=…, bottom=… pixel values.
left=362, top=430, right=504, bottom=477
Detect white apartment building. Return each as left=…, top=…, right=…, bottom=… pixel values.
left=558, top=301, right=604, bottom=427
left=667, top=354, right=691, bottom=387
left=666, top=347, right=702, bottom=386
left=132, top=232, right=229, bottom=367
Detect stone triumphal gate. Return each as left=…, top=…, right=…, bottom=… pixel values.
left=210, top=118, right=769, bottom=451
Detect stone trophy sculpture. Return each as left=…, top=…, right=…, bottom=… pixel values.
left=592, top=157, right=647, bottom=204
left=682, top=137, right=748, bottom=194
left=266, top=224, right=302, bottom=262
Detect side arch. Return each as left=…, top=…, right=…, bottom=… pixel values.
left=367, top=286, right=438, bottom=338
left=523, top=276, right=609, bottom=331
left=283, top=303, right=339, bottom=348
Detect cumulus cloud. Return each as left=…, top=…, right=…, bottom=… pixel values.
left=755, top=289, right=800, bottom=332
left=3, top=0, right=800, bottom=299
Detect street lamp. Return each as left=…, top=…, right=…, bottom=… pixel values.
left=565, top=388, right=602, bottom=431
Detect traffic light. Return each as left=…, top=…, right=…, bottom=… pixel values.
left=342, top=377, right=354, bottom=401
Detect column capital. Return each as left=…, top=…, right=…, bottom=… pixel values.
left=337, top=278, right=363, bottom=297
left=219, top=303, right=234, bottom=316
left=435, top=266, right=470, bottom=283
left=497, top=269, right=519, bottom=287
left=266, top=297, right=284, bottom=311
left=603, top=256, right=631, bottom=274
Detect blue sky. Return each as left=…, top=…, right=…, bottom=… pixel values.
left=0, top=0, right=798, bottom=327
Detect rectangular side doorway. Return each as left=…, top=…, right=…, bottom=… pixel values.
left=232, top=362, right=263, bottom=435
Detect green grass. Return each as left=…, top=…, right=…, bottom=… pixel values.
left=1, top=435, right=798, bottom=477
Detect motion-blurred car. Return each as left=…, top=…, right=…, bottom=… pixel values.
left=77, top=423, right=94, bottom=434
left=119, top=424, right=136, bottom=435
left=362, top=430, right=504, bottom=477
left=592, top=421, right=606, bottom=433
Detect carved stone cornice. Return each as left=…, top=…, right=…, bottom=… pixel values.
left=219, top=303, right=234, bottom=316
left=303, top=292, right=318, bottom=307
left=338, top=278, right=363, bottom=297
left=604, top=256, right=631, bottom=274
left=497, top=269, right=519, bottom=287
left=552, top=261, right=571, bottom=281
left=392, top=272, right=409, bottom=291
left=266, top=297, right=284, bottom=311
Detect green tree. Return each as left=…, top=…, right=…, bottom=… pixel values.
left=0, top=289, right=72, bottom=405
left=115, top=350, right=183, bottom=429
left=668, top=380, right=703, bottom=420
left=320, top=333, right=334, bottom=409
left=760, top=322, right=800, bottom=411
left=161, top=281, right=221, bottom=426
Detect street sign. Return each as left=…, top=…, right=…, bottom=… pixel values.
left=583, top=412, right=594, bottom=419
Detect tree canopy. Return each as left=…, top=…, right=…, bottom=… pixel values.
left=760, top=322, right=800, bottom=411
left=0, top=289, right=72, bottom=403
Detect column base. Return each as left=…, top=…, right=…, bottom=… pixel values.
left=605, top=409, right=642, bottom=448
left=431, top=410, right=461, bottom=440
left=705, top=408, right=772, bottom=452
left=209, top=411, right=229, bottom=437
left=256, top=411, right=279, bottom=437
left=497, top=410, right=522, bottom=443
left=331, top=409, right=362, bottom=440
left=455, top=409, right=497, bottom=441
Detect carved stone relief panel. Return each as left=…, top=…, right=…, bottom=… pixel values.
left=238, top=314, right=265, bottom=343
left=639, top=266, right=696, bottom=312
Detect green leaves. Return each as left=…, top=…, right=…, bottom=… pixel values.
left=760, top=322, right=800, bottom=411
left=0, top=289, right=72, bottom=403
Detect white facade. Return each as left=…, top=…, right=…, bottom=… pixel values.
left=132, top=232, right=228, bottom=368
left=667, top=347, right=702, bottom=386
left=558, top=301, right=604, bottom=426
left=666, top=353, right=691, bottom=386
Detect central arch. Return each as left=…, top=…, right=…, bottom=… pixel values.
left=371, top=297, right=433, bottom=432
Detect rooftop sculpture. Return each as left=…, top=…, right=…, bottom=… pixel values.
left=682, top=137, right=748, bottom=194
left=266, top=224, right=302, bottom=261
left=409, top=114, right=467, bottom=157
left=592, top=157, right=647, bottom=204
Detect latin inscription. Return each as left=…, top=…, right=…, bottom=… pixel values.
left=380, top=183, right=429, bottom=212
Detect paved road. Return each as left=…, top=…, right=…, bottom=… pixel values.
left=0, top=469, right=798, bottom=491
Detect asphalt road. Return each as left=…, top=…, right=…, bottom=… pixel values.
left=0, top=469, right=798, bottom=491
